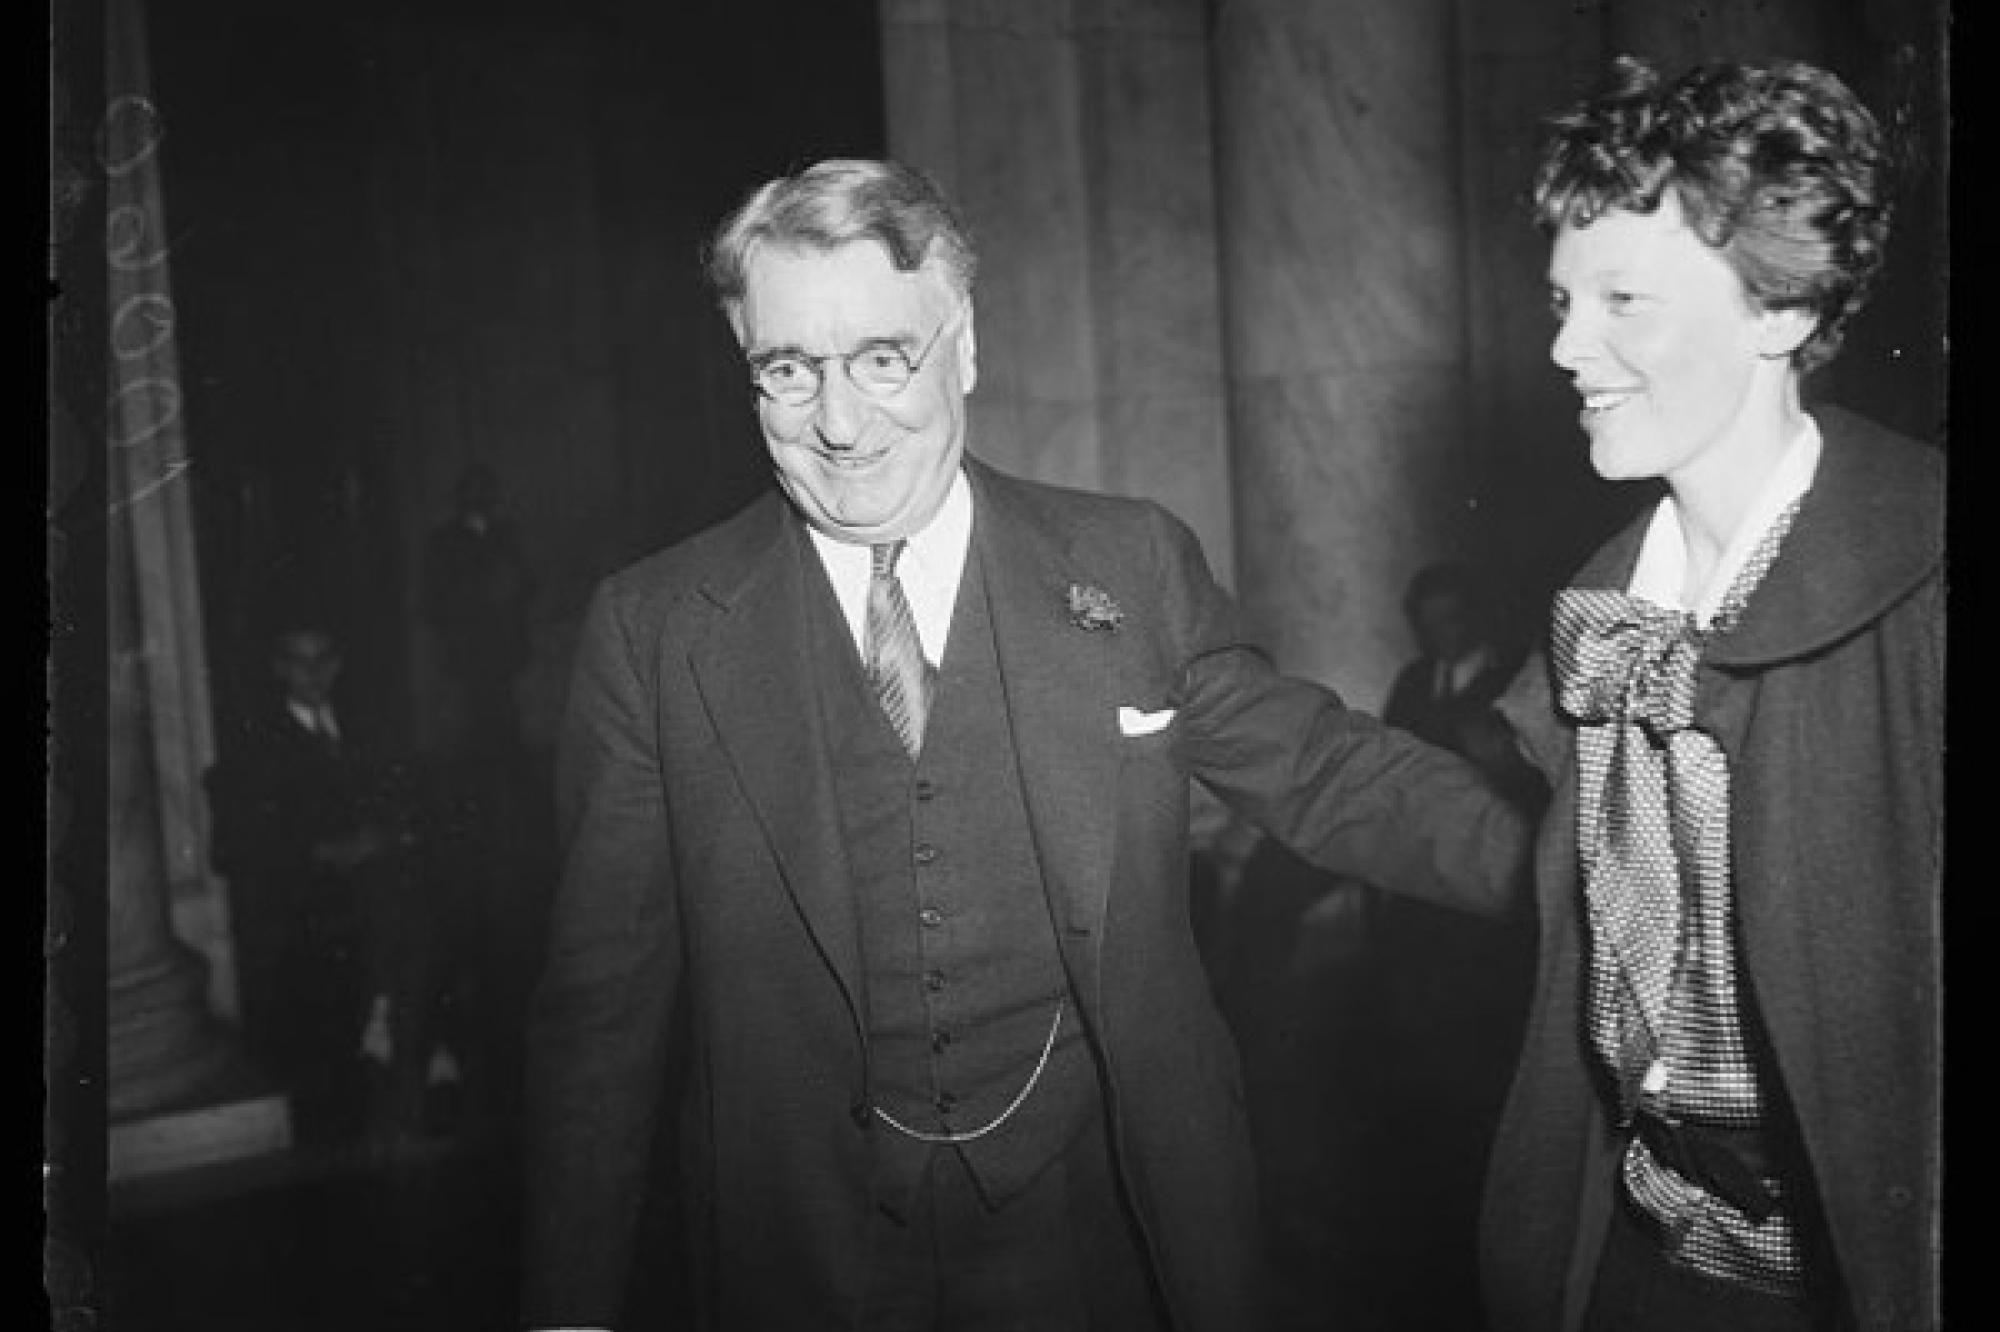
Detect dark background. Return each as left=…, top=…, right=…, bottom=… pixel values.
left=149, top=0, right=890, bottom=748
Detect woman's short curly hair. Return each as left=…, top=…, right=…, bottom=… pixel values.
left=703, top=158, right=978, bottom=320
left=1532, top=57, right=1893, bottom=376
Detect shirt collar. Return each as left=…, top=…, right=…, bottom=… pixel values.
left=286, top=698, right=338, bottom=737
left=898, top=466, right=974, bottom=590
left=804, top=468, right=973, bottom=663
left=1629, top=414, right=1823, bottom=626
left=1439, top=643, right=1496, bottom=696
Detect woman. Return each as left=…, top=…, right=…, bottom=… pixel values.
left=1480, top=57, right=1943, bottom=1332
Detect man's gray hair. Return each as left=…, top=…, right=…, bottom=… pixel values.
left=703, top=158, right=978, bottom=316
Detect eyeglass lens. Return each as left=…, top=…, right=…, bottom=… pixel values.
left=752, top=305, right=958, bottom=406
left=756, top=345, right=914, bottom=404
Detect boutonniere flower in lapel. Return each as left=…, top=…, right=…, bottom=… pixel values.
left=1066, top=583, right=1125, bottom=632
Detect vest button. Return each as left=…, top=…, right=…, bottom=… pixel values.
left=913, top=779, right=937, bottom=801
left=925, top=970, right=947, bottom=992
left=919, top=908, right=944, bottom=928
left=914, top=843, right=939, bottom=865
left=931, top=1028, right=953, bottom=1053
left=935, top=1091, right=958, bottom=1115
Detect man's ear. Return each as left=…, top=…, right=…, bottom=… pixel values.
left=957, top=299, right=978, bottom=395
left=1756, top=306, right=1818, bottom=360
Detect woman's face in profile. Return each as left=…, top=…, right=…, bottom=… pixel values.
left=1545, top=192, right=1797, bottom=493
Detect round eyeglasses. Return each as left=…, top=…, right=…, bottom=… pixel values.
left=748, top=304, right=963, bottom=407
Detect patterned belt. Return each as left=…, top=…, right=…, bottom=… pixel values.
left=1633, top=1110, right=1781, bottom=1221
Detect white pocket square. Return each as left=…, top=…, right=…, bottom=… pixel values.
left=1118, top=706, right=1177, bottom=737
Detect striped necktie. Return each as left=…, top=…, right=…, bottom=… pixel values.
left=866, top=541, right=934, bottom=758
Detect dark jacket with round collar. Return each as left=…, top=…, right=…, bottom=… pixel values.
left=1481, top=406, right=1945, bottom=1332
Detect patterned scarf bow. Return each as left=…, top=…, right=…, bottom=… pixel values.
left=1550, top=587, right=1715, bottom=1122
left=1548, top=506, right=1808, bottom=1289
left=1552, top=589, right=1704, bottom=738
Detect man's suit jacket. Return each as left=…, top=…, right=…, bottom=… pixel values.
left=207, top=694, right=400, bottom=891
left=206, top=689, right=413, bottom=1066
left=523, top=456, right=1528, bottom=1332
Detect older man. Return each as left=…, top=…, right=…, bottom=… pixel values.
left=521, top=158, right=1528, bottom=1332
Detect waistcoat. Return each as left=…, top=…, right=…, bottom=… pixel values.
left=810, top=543, right=1097, bottom=1217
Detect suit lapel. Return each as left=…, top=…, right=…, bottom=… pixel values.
left=688, top=507, right=867, bottom=1030
left=972, top=467, right=1122, bottom=1006
left=687, top=469, right=1131, bottom=1027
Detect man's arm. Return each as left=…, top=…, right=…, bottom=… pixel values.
left=520, top=580, right=683, bottom=1329
left=1144, top=506, right=1535, bottom=919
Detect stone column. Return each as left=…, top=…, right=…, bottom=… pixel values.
left=878, top=0, right=1236, bottom=585
left=106, top=514, right=238, bottom=1124
left=102, top=0, right=237, bottom=1127
left=1209, top=0, right=1473, bottom=702
left=102, top=0, right=290, bottom=1181
left=106, top=501, right=292, bottom=1181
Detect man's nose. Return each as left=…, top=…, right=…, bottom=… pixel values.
left=813, top=362, right=867, bottom=447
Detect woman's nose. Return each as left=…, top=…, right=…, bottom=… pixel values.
left=1550, top=308, right=1593, bottom=371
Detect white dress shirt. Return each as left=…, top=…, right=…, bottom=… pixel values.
left=805, top=467, right=973, bottom=669
left=287, top=698, right=341, bottom=744
left=1434, top=644, right=1497, bottom=702
left=1627, top=415, right=1822, bottom=626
